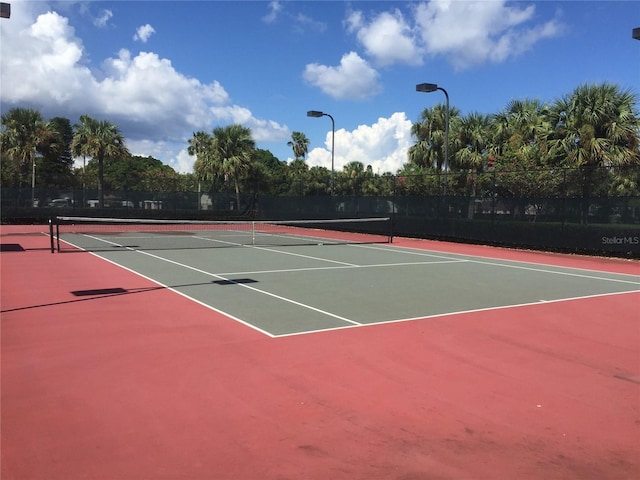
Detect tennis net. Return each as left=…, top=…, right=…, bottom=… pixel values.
left=50, top=216, right=393, bottom=252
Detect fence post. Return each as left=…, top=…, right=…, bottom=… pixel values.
left=561, top=168, right=567, bottom=230
left=491, top=170, right=496, bottom=227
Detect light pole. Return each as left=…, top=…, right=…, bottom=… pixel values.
left=31, top=151, right=43, bottom=207
left=31, top=151, right=36, bottom=207
left=416, top=83, right=449, bottom=196
left=307, top=110, right=335, bottom=195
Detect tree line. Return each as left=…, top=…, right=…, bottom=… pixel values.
left=405, top=82, right=639, bottom=199
left=1, top=82, right=639, bottom=208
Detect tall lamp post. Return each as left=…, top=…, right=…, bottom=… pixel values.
left=32, top=150, right=36, bottom=207
left=416, top=83, right=449, bottom=196
left=307, top=110, right=335, bottom=195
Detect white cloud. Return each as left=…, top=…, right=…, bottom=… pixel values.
left=0, top=5, right=289, bottom=173
left=262, top=1, right=282, bottom=23
left=133, top=24, right=155, bottom=43
left=127, top=140, right=194, bottom=174
left=3, top=11, right=91, bottom=106
left=93, top=9, right=113, bottom=28
left=210, top=105, right=290, bottom=143
left=97, top=49, right=231, bottom=132
left=247, top=118, right=290, bottom=144
left=173, top=149, right=196, bottom=174
left=414, top=0, right=563, bottom=70
left=343, top=1, right=563, bottom=71
left=303, top=52, right=382, bottom=100
left=263, top=1, right=326, bottom=33
left=293, top=13, right=327, bottom=34
left=346, top=9, right=423, bottom=67
left=305, top=112, right=413, bottom=175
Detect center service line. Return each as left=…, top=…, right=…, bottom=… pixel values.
left=82, top=234, right=361, bottom=326
left=137, top=249, right=363, bottom=326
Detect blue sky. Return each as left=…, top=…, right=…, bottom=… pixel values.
left=1, top=0, right=638, bottom=175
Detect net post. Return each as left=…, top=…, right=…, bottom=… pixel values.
left=251, top=221, right=256, bottom=246
left=49, top=218, right=54, bottom=253
left=56, top=218, right=60, bottom=252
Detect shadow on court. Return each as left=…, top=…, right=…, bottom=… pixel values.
left=0, top=279, right=260, bottom=314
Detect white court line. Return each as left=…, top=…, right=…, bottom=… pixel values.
left=465, top=258, right=640, bottom=285
left=212, top=259, right=466, bottom=277
left=194, top=231, right=467, bottom=272
left=58, top=237, right=276, bottom=338
left=205, top=238, right=360, bottom=267
left=275, top=289, right=640, bottom=338
left=353, top=242, right=472, bottom=261
left=354, top=243, right=640, bottom=285
left=250, top=244, right=358, bottom=267
left=76, top=234, right=362, bottom=328
left=61, top=233, right=639, bottom=338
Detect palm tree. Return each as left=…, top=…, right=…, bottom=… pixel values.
left=188, top=130, right=213, bottom=159
left=493, top=99, right=551, bottom=159
left=39, top=117, right=74, bottom=188
left=549, top=83, right=639, bottom=168
left=287, top=131, right=310, bottom=160
left=72, top=115, right=130, bottom=208
left=188, top=130, right=214, bottom=187
left=0, top=107, right=53, bottom=200
left=409, top=104, right=461, bottom=171
left=454, top=112, right=492, bottom=218
left=490, top=99, right=560, bottom=213
left=491, top=98, right=553, bottom=175
left=206, top=124, right=255, bottom=209
left=287, top=158, right=308, bottom=195
left=342, top=161, right=366, bottom=195
left=548, top=83, right=639, bottom=222
left=409, top=104, right=461, bottom=195
left=306, top=166, right=331, bottom=195
left=455, top=112, right=493, bottom=171
left=395, top=162, right=438, bottom=195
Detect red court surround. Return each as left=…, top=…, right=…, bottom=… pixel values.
left=2, top=226, right=638, bottom=479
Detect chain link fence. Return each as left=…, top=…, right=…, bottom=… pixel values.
left=2, top=166, right=639, bottom=256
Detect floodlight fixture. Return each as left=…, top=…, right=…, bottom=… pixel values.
left=633, top=27, right=640, bottom=40
left=0, top=2, right=10, bottom=19
left=416, top=83, right=439, bottom=93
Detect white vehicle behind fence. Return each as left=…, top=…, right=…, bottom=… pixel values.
left=48, top=198, right=72, bottom=207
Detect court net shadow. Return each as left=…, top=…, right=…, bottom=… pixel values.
left=1, top=279, right=256, bottom=314
left=0, top=243, right=25, bottom=252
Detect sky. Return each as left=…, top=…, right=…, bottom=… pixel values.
left=1, top=0, right=638, bottom=176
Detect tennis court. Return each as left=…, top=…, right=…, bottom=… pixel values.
left=52, top=217, right=639, bottom=337
left=2, top=221, right=639, bottom=480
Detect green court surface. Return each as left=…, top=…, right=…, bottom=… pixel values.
left=58, top=231, right=640, bottom=337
